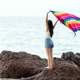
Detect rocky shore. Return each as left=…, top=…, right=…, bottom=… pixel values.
left=0, top=50, right=80, bottom=80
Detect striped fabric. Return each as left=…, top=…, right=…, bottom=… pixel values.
left=51, top=11, right=80, bottom=32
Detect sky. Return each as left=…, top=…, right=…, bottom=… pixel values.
left=0, top=0, right=80, bottom=16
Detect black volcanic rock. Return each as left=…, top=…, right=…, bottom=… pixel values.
left=61, top=51, right=80, bottom=66
left=0, top=50, right=80, bottom=80
left=0, top=50, right=46, bottom=79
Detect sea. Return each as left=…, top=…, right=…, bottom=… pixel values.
left=0, top=16, right=80, bottom=58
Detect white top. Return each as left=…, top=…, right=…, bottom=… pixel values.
left=45, top=30, right=51, bottom=39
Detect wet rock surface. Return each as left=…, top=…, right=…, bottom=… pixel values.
left=0, top=50, right=80, bottom=80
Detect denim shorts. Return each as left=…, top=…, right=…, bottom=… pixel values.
left=45, top=37, right=54, bottom=48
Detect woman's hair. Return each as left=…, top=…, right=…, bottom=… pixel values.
left=48, top=20, right=54, bottom=37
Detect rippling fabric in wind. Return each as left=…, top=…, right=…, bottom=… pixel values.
left=50, top=11, right=80, bottom=33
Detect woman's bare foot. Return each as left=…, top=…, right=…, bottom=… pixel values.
left=49, top=64, right=56, bottom=70
left=44, top=64, right=56, bottom=70
left=45, top=66, right=49, bottom=69
left=44, top=66, right=53, bottom=70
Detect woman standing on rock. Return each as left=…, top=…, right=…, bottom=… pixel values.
left=45, top=11, right=58, bottom=69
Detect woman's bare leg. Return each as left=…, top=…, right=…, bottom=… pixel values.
left=45, top=48, right=55, bottom=69
left=48, top=48, right=55, bottom=69
left=45, top=48, right=50, bottom=68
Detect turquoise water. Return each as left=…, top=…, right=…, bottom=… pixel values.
left=0, top=16, right=80, bottom=58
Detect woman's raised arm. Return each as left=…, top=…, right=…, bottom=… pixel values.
left=53, top=20, right=58, bottom=29
left=45, top=12, right=49, bottom=31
